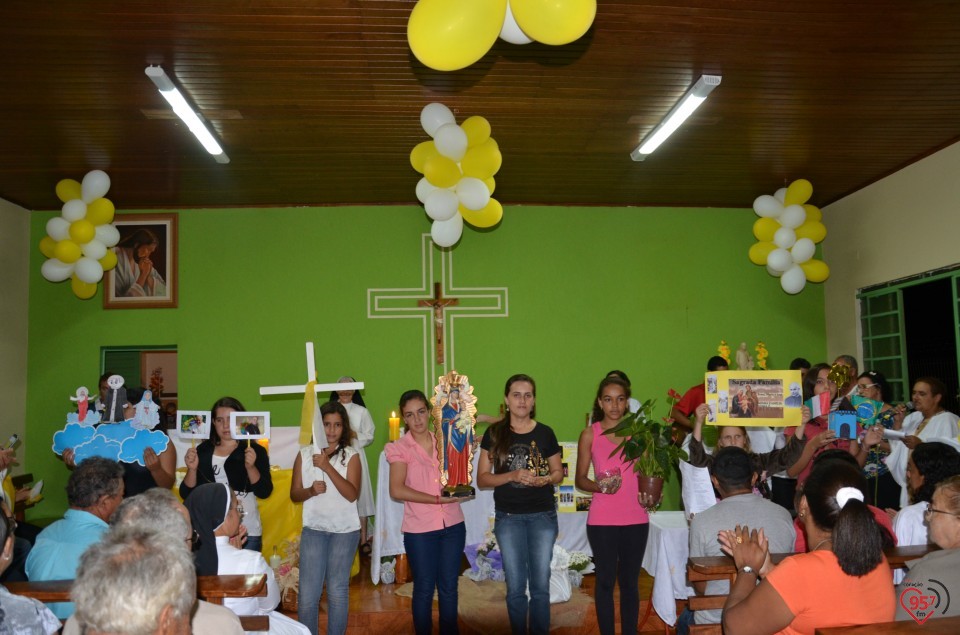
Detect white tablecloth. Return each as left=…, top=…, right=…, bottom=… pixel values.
left=640, top=511, right=694, bottom=626
left=371, top=449, right=590, bottom=583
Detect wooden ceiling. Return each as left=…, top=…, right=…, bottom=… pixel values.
left=2, top=1, right=960, bottom=211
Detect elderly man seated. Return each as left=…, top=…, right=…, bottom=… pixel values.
left=72, top=529, right=195, bottom=635
left=62, top=488, right=244, bottom=634
left=25, top=457, right=124, bottom=619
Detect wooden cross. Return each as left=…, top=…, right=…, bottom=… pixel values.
left=419, top=282, right=460, bottom=364
left=259, top=342, right=364, bottom=397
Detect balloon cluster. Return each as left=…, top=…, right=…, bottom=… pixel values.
left=408, top=0, right=597, bottom=71
left=38, top=170, right=119, bottom=299
left=748, top=179, right=830, bottom=295
left=412, top=103, right=503, bottom=248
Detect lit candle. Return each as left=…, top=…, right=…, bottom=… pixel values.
left=389, top=411, right=401, bottom=441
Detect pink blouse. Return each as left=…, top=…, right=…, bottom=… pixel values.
left=385, top=432, right=465, bottom=534
left=587, top=422, right=649, bottom=526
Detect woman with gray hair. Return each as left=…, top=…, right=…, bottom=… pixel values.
left=73, top=530, right=195, bottom=635
left=0, top=510, right=60, bottom=633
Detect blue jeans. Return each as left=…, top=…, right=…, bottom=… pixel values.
left=243, top=535, right=263, bottom=553
left=298, top=527, right=360, bottom=635
left=404, top=521, right=466, bottom=635
left=494, top=510, right=558, bottom=635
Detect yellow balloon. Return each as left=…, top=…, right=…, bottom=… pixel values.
left=423, top=155, right=462, bottom=188
left=407, top=0, right=507, bottom=71
left=795, top=220, right=827, bottom=243
left=800, top=259, right=830, bottom=283
left=39, top=236, right=57, bottom=259
left=99, top=249, right=118, bottom=272
left=54, top=240, right=82, bottom=264
left=460, top=199, right=503, bottom=229
left=752, top=217, right=779, bottom=242
left=69, top=219, right=96, bottom=244
left=803, top=204, right=822, bottom=223
left=71, top=274, right=98, bottom=300
left=461, top=139, right=502, bottom=179
left=748, top=241, right=776, bottom=265
left=409, top=141, right=439, bottom=174
left=55, top=179, right=82, bottom=204
left=483, top=176, right=496, bottom=195
left=86, top=198, right=115, bottom=226
left=511, top=0, right=597, bottom=45
left=784, top=179, right=813, bottom=206
left=461, top=116, right=491, bottom=148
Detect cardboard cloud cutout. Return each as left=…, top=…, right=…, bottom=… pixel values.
left=66, top=410, right=101, bottom=426
left=118, top=429, right=169, bottom=466
left=73, top=436, right=123, bottom=464
left=96, top=421, right=137, bottom=444
left=52, top=423, right=97, bottom=455
left=52, top=419, right=170, bottom=465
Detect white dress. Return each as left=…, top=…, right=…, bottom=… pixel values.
left=892, top=501, right=930, bottom=583
left=215, top=536, right=310, bottom=635
left=887, top=411, right=960, bottom=507
left=343, top=402, right=375, bottom=517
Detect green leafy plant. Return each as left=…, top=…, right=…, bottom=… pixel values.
left=604, top=391, right=688, bottom=481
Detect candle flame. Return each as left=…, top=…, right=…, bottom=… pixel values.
left=391, top=411, right=396, bottom=417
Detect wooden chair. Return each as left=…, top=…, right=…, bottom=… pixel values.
left=7, top=574, right=270, bottom=632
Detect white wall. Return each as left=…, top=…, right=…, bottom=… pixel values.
left=823, top=141, right=960, bottom=360
left=0, top=198, right=31, bottom=466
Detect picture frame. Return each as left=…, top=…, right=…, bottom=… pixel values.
left=229, top=411, right=270, bottom=440
left=176, top=411, right=210, bottom=440
left=103, top=213, right=178, bottom=309
left=707, top=370, right=803, bottom=427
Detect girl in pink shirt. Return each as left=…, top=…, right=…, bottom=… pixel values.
left=386, top=389, right=465, bottom=635
left=575, top=376, right=654, bottom=635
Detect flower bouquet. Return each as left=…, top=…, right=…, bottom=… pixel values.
left=272, top=537, right=300, bottom=612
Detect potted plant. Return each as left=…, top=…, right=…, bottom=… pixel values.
left=604, top=389, right=688, bottom=503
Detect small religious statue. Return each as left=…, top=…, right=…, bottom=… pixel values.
left=431, top=370, right=478, bottom=497
left=70, top=386, right=90, bottom=423
left=103, top=374, right=128, bottom=423
left=131, top=389, right=161, bottom=430
left=736, top=342, right=754, bottom=371
left=526, top=440, right=549, bottom=478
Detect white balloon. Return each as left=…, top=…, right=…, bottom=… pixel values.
left=774, top=187, right=787, bottom=203
left=424, top=189, right=459, bottom=221
left=62, top=199, right=88, bottom=222
left=95, top=223, right=121, bottom=247
left=433, top=123, right=468, bottom=161
left=420, top=103, right=456, bottom=138
left=766, top=264, right=784, bottom=278
left=431, top=213, right=464, bottom=248
left=773, top=227, right=797, bottom=249
left=500, top=0, right=534, bottom=44
left=41, top=258, right=73, bottom=282
left=46, top=216, right=71, bottom=241
left=779, top=204, right=807, bottom=229
left=81, top=239, right=108, bottom=261
left=455, top=177, right=491, bottom=211
left=752, top=195, right=783, bottom=218
left=75, top=257, right=104, bottom=284
left=780, top=265, right=807, bottom=294
left=766, top=248, right=793, bottom=273
left=81, top=170, right=111, bottom=203
left=790, top=237, right=816, bottom=264
left=415, top=177, right=439, bottom=204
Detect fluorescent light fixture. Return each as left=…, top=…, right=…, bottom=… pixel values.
left=630, top=75, right=721, bottom=161
left=145, top=65, right=229, bottom=164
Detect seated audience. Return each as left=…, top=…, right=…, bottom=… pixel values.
left=720, top=461, right=895, bottom=634
left=680, top=447, right=795, bottom=634
left=62, top=488, right=244, bottom=634
left=896, top=474, right=960, bottom=620
left=185, top=482, right=308, bottom=635
left=0, top=509, right=59, bottom=633
left=72, top=530, right=195, bottom=635
left=25, top=457, right=124, bottom=618
left=890, top=442, right=960, bottom=582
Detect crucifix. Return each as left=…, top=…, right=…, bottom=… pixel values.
left=419, top=282, right=460, bottom=364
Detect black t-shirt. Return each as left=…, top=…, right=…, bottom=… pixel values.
left=480, top=422, right=561, bottom=514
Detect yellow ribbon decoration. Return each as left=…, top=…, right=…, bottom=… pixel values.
left=300, top=381, right=317, bottom=446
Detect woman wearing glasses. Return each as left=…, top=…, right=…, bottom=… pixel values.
left=849, top=371, right=899, bottom=508
left=896, top=474, right=960, bottom=620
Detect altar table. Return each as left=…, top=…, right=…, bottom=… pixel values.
left=640, top=510, right=693, bottom=627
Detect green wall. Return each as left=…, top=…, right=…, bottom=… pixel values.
left=25, top=205, right=826, bottom=515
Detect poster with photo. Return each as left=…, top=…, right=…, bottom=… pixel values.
left=175, top=411, right=210, bottom=440
left=707, top=370, right=803, bottom=427
left=559, top=441, right=594, bottom=513
left=229, top=411, right=270, bottom=440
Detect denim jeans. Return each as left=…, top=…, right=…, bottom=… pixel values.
left=404, top=521, right=466, bottom=635
left=298, top=527, right=360, bottom=635
left=494, top=510, right=558, bottom=635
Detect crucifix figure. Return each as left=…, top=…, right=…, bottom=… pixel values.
left=419, top=282, right=460, bottom=364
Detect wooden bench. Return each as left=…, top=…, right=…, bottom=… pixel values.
left=815, top=615, right=960, bottom=634
left=7, top=574, right=270, bottom=631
